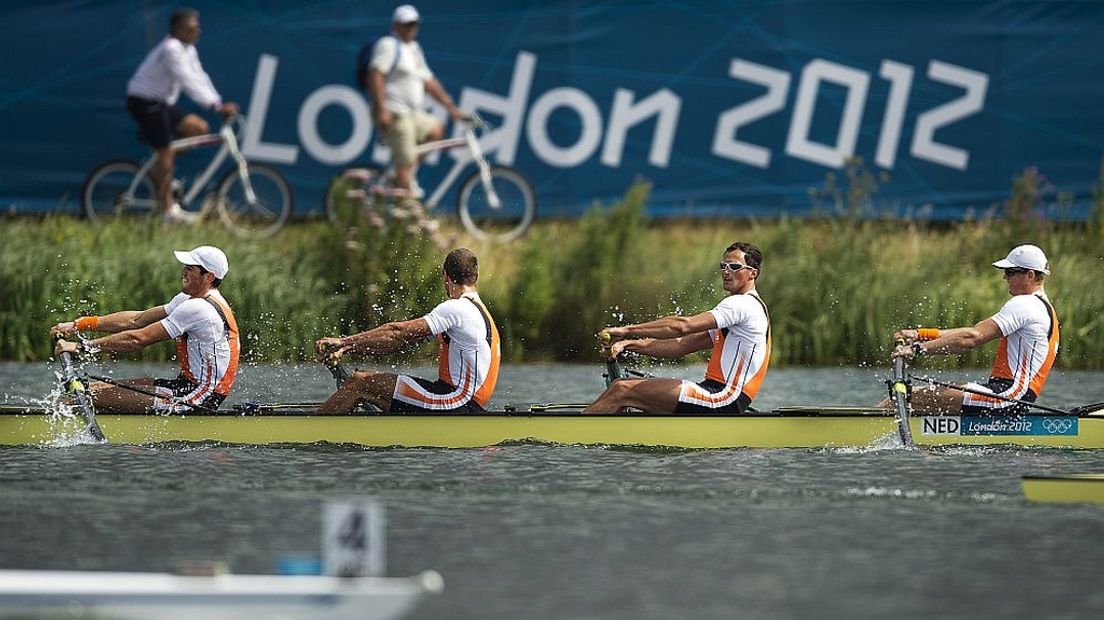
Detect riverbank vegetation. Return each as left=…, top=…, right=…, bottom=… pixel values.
left=2, top=182, right=1102, bottom=368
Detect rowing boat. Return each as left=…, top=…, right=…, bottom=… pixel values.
left=3, top=403, right=1103, bottom=448
left=1022, top=474, right=1104, bottom=503
left=0, top=569, right=443, bottom=620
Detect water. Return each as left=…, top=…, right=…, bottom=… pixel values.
left=2, top=362, right=1103, bottom=619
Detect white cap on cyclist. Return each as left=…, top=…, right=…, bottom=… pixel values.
left=393, top=5, right=420, bottom=24
left=174, top=245, right=229, bottom=279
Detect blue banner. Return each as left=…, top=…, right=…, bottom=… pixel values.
left=3, top=1, right=1102, bottom=218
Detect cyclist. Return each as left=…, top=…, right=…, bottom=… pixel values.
left=364, top=5, right=463, bottom=196
left=125, top=7, right=239, bottom=223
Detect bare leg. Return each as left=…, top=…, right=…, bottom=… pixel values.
left=583, top=378, right=683, bottom=413
left=319, top=370, right=400, bottom=414
left=87, top=378, right=158, bottom=413
left=876, top=383, right=962, bottom=414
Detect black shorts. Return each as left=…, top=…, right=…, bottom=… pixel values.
left=673, top=379, right=754, bottom=414
left=960, top=378, right=1035, bottom=416
left=127, top=96, right=190, bottom=148
left=389, top=377, right=487, bottom=413
left=154, top=376, right=226, bottom=411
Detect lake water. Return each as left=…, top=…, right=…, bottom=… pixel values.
left=1, top=362, right=1103, bottom=619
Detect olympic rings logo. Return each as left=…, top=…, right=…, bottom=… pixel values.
left=1042, top=418, right=1074, bottom=433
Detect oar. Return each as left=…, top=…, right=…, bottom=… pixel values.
left=910, top=375, right=1075, bottom=416
left=600, top=332, right=623, bottom=388
left=889, top=340, right=915, bottom=448
left=55, top=337, right=106, bottom=443
left=85, top=374, right=220, bottom=415
left=324, top=359, right=351, bottom=388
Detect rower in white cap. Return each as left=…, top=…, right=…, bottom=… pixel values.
left=887, top=243, right=1059, bottom=414
left=51, top=245, right=240, bottom=413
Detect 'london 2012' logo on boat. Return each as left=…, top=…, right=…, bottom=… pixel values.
left=921, top=416, right=1078, bottom=436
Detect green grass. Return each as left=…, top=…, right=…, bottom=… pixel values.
left=2, top=189, right=1102, bottom=368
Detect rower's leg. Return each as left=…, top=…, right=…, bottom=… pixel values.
left=583, top=378, right=682, bottom=413
left=88, top=379, right=157, bottom=413
left=901, top=383, right=963, bottom=414
left=319, top=370, right=398, bottom=414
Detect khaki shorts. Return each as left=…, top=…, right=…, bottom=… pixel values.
left=382, top=110, right=439, bottom=166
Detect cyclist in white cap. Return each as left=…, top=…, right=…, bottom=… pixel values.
left=359, top=4, right=463, bottom=196
left=888, top=243, right=1059, bottom=414
left=51, top=245, right=240, bottom=413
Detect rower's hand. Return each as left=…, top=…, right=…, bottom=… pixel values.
left=892, top=329, right=918, bottom=343
left=890, top=342, right=916, bottom=361
left=315, top=337, right=348, bottom=364
left=607, top=340, right=632, bottom=360
left=54, top=339, right=80, bottom=358
left=216, top=102, right=239, bottom=118
left=50, top=321, right=77, bottom=337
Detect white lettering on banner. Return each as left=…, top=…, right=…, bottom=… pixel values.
left=240, top=50, right=989, bottom=174
left=243, top=54, right=298, bottom=164
left=716, top=57, right=989, bottom=171
left=298, top=85, right=373, bottom=165
left=457, top=51, right=537, bottom=165
left=910, top=60, right=989, bottom=170
left=875, top=60, right=913, bottom=169
left=785, top=59, right=870, bottom=168
left=602, top=88, right=681, bottom=168
left=713, top=59, right=791, bottom=168
left=527, top=87, right=604, bottom=167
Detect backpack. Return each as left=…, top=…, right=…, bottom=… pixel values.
left=355, top=35, right=401, bottom=90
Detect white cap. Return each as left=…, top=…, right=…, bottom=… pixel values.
left=174, top=245, right=229, bottom=279
left=992, top=244, right=1050, bottom=275
left=392, top=4, right=420, bottom=23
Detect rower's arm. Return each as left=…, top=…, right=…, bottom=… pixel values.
left=607, top=312, right=718, bottom=342
left=917, top=319, right=1003, bottom=356
left=91, top=307, right=169, bottom=333
left=617, top=332, right=714, bottom=360
left=87, top=322, right=172, bottom=353
left=342, top=319, right=433, bottom=356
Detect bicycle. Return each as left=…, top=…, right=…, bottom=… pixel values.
left=80, top=115, right=293, bottom=238
left=323, top=114, right=536, bottom=242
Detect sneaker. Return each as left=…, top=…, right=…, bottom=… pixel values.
left=163, top=203, right=200, bottom=224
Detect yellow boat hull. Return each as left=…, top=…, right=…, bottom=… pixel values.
left=1022, top=474, right=1104, bottom=503
left=2, top=408, right=1102, bottom=449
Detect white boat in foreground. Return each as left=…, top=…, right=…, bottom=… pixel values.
left=0, top=569, right=444, bottom=620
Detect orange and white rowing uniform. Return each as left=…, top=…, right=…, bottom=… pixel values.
left=153, top=290, right=240, bottom=413
left=391, top=293, right=500, bottom=412
left=961, top=292, right=1059, bottom=413
left=676, top=291, right=771, bottom=414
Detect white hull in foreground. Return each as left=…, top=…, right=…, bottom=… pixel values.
left=0, top=569, right=443, bottom=620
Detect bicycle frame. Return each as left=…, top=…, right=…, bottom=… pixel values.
left=398, top=119, right=501, bottom=210
left=126, top=116, right=256, bottom=209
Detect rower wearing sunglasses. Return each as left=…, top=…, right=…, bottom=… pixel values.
left=584, top=242, right=770, bottom=414
left=888, top=244, right=1059, bottom=414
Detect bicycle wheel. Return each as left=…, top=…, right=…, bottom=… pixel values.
left=215, top=163, right=293, bottom=238
left=324, top=166, right=384, bottom=227
left=81, top=160, right=157, bottom=224
left=456, top=166, right=536, bottom=242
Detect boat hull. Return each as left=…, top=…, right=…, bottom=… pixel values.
left=1022, top=474, right=1104, bottom=503
left=2, top=407, right=1102, bottom=449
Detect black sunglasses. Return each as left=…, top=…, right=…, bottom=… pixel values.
left=719, top=262, right=753, bottom=272
left=1003, top=268, right=1031, bottom=277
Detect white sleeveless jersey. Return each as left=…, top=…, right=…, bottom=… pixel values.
left=679, top=291, right=771, bottom=408
left=161, top=290, right=240, bottom=400
left=393, top=293, right=500, bottom=409
left=963, top=291, right=1059, bottom=408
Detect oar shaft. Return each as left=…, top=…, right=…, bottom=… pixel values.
left=890, top=354, right=915, bottom=447
left=911, top=375, right=1070, bottom=415
left=59, top=350, right=106, bottom=442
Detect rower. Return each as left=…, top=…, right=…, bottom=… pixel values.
left=314, top=248, right=500, bottom=413
left=887, top=244, right=1059, bottom=415
left=51, top=245, right=239, bottom=413
left=583, top=241, right=771, bottom=414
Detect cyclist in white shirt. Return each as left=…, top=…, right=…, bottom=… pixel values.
left=315, top=248, right=501, bottom=413
left=366, top=5, right=463, bottom=196
left=125, top=8, right=239, bottom=222
left=584, top=242, right=772, bottom=414
left=889, top=244, right=1060, bottom=415
left=52, top=246, right=240, bottom=413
